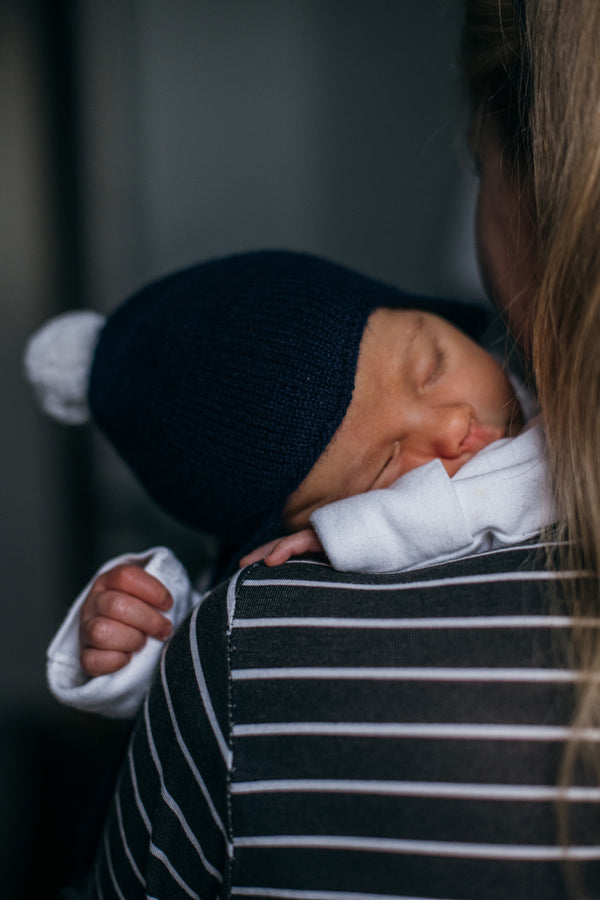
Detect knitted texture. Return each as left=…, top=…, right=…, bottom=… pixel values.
left=89, top=250, right=490, bottom=556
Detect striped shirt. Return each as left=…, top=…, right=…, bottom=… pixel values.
left=83, top=539, right=600, bottom=900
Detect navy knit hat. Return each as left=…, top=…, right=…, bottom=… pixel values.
left=85, top=250, right=489, bottom=564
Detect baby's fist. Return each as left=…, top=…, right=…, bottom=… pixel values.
left=79, top=564, right=173, bottom=677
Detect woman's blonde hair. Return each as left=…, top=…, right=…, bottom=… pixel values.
left=462, top=0, right=600, bottom=862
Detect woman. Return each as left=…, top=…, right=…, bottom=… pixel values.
left=65, top=2, right=600, bottom=898
left=463, top=0, right=600, bottom=803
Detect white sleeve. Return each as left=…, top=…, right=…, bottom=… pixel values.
left=311, top=460, right=472, bottom=573
left=452, top=418, right=556, bottom=545
left=311, top=419, right=556, bottom=574
left=46, top=546, right=199, bottom=718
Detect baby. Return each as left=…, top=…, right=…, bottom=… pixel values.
left=241, top=304, right=535, bottom=570
left=25, top=250, right=553, bottom=717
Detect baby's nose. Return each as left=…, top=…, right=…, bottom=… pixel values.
left=429, top=403, right=474, bottom=458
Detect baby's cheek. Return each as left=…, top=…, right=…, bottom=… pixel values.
left=396, top=448, right=441, bottom=480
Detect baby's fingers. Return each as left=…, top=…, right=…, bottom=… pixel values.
left=264, top=528, right=323, bottom=566
left=239, top=539, right=282, bottom=568
left=92, top=565, right=173, bottom=612
left=84, top=589, right=172, bottom=641
left=81, top=615, right=148, bottom=655
left=80, top=647, right=132, bottom=678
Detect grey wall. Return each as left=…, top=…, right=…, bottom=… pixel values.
left=1, top=1, right=483, bottom=894
left=82, top=0, right=478, bottom=301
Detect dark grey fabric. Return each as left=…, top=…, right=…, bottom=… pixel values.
left=81, top=538, right=600, bottom=899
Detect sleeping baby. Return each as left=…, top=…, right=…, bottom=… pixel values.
left=24, top=250, right=553, bottom=717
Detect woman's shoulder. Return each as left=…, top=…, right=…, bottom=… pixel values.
left=228, top=534, right=566, bottom=617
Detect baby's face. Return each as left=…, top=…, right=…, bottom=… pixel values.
left=284, top=308, right=523, bottom=530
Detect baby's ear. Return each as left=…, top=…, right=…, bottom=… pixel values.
left=23, top=311, right=105, bottom=424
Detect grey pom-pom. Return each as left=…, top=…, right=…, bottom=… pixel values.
left=23, top=311, right=105, bottom=424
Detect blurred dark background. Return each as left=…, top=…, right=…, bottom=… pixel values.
left=2, top=0, right=486, bottom=895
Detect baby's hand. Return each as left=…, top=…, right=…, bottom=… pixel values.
left=79, top=564, right=174, bottom=677
left=239, top=527, right=324, bottom=568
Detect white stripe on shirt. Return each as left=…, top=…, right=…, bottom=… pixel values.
left=231, top=666, right=600, bottom=683
left=189, top=603, right=232, bottom=767
left=233, top=834, right=600, bottom=861
left=233, top=615, right=600, bottom=630
left=244, top=569, right=590, bottom=593
left=159, top=651, right=229, bottom=842
left=143, top=700, right=223, bottom=882
left=232, top=722, right=600, bottom=742
left=230, top=779, right=600, bottom=802
left=232, top=889, right=453, bottom=900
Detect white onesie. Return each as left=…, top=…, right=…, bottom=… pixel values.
left=312, top=417, right=553, bottom=572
